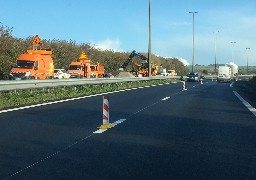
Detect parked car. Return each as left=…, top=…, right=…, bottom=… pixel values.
left=54, top=69, right=71, bottom=79
left=187, top=72, right=200, bottom=82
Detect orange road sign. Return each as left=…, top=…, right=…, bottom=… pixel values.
left=31, top=35, right=42, bottom=46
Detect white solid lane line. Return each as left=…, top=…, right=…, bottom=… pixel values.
left=233, top=91, right=256, bottom=117
left=0, top=83, right=170, bottom=114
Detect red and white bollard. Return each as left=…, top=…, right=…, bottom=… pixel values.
left=99, top=96, right=113, bottom=129
left=103, top=96, right=109, bottom=125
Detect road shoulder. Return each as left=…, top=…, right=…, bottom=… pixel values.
left=233, top=80, right=256, bottom=108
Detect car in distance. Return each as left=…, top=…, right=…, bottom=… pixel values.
left=200, top=75, right=205, bottom=80
left=54, top=69, right=71, bottom=79
left=187, top=72, right=200, bottom=82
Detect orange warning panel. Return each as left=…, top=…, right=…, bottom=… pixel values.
left=31, top=35, right=42, bottom=46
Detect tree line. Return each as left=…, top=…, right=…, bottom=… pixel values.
left=0, top=23, right=189, bottom=79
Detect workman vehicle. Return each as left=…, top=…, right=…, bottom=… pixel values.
left=10, top=35, right=54, bottom=80
left=120, top=50, right=156, bottom=77
left=68, top=51, right=104, bottom=78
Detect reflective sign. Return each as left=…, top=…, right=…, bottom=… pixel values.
left=31, top=35, right=42, bottom=46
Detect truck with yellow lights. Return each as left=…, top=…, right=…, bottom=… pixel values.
left=10, top=35, right=54, bottom=80
left=68, top=51, right=104, bottom=78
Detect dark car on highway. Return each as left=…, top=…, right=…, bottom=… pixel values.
left=187, top=72, right=200, bottom=82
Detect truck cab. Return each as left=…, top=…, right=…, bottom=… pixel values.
left=10, top=49, right=54, bottom=80
left=68, top=51, right=104, bottom=78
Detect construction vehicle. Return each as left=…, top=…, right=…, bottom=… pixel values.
left=120, top=50, right=156, bottom=77
left=161, top=68, right=175, bottom=76
left=136, top=62, right=157, bottom=77
left=10, top=35, right=54, bottom=80
left=154, top=65, right=164, bottom=75
left=168, top=70, right=176, bottom=76
left=68, top=51, right=104, bottom=78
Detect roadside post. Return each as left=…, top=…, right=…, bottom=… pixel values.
left=98, top=96, right=113, bottom=129
left=182, top=81, right=187, bottom=90
left=180, top=76, right=187, bottom=91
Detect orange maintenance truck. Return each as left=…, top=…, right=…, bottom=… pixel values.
left=68, top=51, right=104, bottom=78
left=10, top=35, right=54, bottom=80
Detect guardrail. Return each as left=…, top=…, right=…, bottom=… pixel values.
left=0, top=76, right=178, bottom=91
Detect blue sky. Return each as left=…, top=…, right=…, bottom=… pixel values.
left=1, top=0, right=256, bottom=66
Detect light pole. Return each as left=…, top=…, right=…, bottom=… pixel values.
left=230, top=41, right=236, bottom=62
left=214, top=31, right=219, bottom=75
left=246, top=47, right=250, bottom=75
left=189, top=12, right=198, bottom=72
left=148, top=0, right=152, bottom=77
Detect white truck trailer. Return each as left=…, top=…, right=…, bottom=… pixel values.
left=217, top=66, right=231, bottom=82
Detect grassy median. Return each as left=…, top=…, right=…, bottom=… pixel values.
left=0, top=79, right=177, bottom=109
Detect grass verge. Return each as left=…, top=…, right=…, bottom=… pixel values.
left=0, top=79, right=177, bottom=109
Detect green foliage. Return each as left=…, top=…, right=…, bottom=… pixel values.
left=45, top=39, right=82, bottom=70
left=0, top=23, right=30, bottom=79
left=202, top=69, right=209, bottom=75
left=0, top=79, right=176, bottom=108
left=0, top=23, right=189, bottom=79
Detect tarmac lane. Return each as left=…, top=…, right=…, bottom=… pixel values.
left=0, top=80, right=256, bottom=180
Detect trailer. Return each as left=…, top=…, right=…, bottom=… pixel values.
left=217, top=66, right=231, bottom=82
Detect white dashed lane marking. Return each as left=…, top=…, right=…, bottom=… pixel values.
left=93, top=119, right=127, bottom=134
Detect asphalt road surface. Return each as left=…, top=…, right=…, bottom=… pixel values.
left=0, top=79, right=255, bottom=180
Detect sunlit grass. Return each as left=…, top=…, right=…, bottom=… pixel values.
left=0, top=79, right=176, bottom=108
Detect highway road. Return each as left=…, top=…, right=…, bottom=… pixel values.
left=0, top=80, right=256, bottom=180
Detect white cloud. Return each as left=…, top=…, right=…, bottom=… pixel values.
left=176, top=57, right=190, bottom=66
left=163, top=56, right=190, bottom=66
left=91, top=38, right=123, bottom=52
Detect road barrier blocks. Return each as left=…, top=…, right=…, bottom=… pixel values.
left=98, top=96, right=113, bottom=129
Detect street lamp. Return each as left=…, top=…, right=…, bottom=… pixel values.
left=148, top=0, right=152, bottom=77
left=189, top=12, right=198, bottom=72
left=214, top=31, right=219, bottom=75
left=246, top=48, right=250, bottom=75
left=230, top=41, right=236, bottom=62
